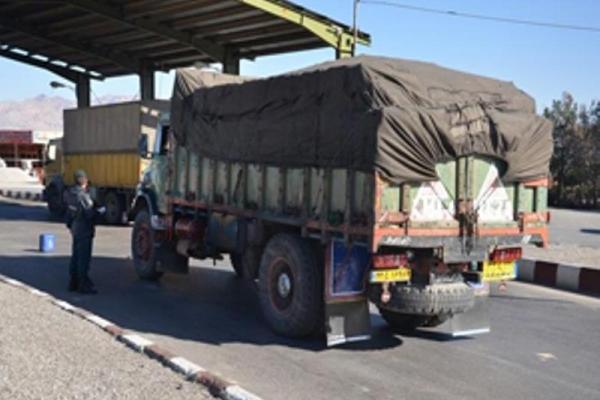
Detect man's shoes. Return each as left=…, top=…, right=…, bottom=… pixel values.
left=77, top=286, right=98, bottom=295
left=68, top=278, right=79, bottom=292
left=78, top=278, right=97, bottom=295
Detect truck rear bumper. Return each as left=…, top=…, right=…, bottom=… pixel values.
left=376, top=234, right=543, bottom=263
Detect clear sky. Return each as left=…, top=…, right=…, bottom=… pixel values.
left=0, top=0, right=598, bottom=111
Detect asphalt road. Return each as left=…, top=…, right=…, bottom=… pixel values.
left=546, top=207, right=600, bottom=247
left=523, top=208, right=600, bottom=267
left=1, top=198, right=599, bottom=400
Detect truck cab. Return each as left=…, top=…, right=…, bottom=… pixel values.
left=132, top=112, right=171, bottom=219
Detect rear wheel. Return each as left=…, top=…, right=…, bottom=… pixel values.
left=131, top=210, right=163, bottom=280
left=104, top=191, right=124, bottom=225
left=258, top=234, right=322, bottom=338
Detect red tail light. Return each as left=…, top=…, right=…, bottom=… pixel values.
left=490, top=247, right=522, bottom=263
left=372, top=254, right=409, bottom=269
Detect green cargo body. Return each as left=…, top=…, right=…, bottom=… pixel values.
left=169, top=145, right=548, bottom=248
left=170, top=145, right=374, bottom=227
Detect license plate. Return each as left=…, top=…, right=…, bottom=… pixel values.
left=482, top=261, right=516, bottom=281
left=370, top=268, right=411, bottom=283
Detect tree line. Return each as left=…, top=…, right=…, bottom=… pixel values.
left=544, top=93, right=600, bottom=208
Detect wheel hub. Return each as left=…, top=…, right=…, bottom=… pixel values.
left=270, top=259, right=294, bottom=311
left=277, top=272, right=292, bottom=298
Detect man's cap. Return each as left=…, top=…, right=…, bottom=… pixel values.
left=74, top=169, right=87, bottom=180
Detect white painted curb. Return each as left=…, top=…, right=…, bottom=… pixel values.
left=225, top=385, right=265, bottom=400
left=121, top=333, right=154, bottom=351
left=168, top=356, right=205, bottom=377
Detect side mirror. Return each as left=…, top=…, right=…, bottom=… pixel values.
left=138, top=134, right=149, bottom=158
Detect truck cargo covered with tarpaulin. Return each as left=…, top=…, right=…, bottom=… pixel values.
left=132, top=57, right=553, bottom=344
left=171, top=55, right=553, bottom=185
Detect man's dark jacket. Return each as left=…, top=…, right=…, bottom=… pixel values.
left=66, top=185, right=97, bottom=238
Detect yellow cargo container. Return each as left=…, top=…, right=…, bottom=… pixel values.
left=63, top=153, right=144, bottom=188
left=44, top=100, right=168, bottom=224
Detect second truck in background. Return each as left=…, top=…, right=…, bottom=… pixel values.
left=44, top=100, right=169, bottom=224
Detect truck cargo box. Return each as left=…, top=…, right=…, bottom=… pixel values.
left=62, top=100, right=169, bottom=187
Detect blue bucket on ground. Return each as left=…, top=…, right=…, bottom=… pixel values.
left=39, top=234, right=56, bottom=253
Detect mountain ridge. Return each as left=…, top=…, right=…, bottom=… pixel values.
left=0, top=94, right=139, bottom=131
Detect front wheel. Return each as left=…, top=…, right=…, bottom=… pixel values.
left=258, top=234, right=322, bottom=338
left=104, top=191, right=124, bottom=225
left=131, top=210, right=163, bottom=280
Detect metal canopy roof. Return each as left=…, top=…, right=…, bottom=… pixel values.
left=0, top=0, right=371, bottom=82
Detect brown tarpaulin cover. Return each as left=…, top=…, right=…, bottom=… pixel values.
left=171, top=56, right=553, bottom=184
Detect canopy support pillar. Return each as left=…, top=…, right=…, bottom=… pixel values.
left=223, top=50, right=240, bottom=75
left=140, top=67, right=155, bottom=100
left=76, top=75, right=90, bottom=107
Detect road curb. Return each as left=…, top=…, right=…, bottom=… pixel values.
left=518, top=259, right=600, bottom=295
left=0, top=188, right=43, bottom=202
left=0, top=273, right=264, bottom=400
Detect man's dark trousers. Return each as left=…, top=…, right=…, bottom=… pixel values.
left=69, top=235, right=93, bottom=287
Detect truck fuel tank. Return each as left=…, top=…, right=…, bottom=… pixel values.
left=174, top=218, right=205, bottom=242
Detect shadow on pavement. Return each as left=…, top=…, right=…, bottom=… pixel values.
left=0, top=254, right=402, bottom=352
left=0, top=198, right=55, bottom=223
left=580, top=228, right=600, bottom=235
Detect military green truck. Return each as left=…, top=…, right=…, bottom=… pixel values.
left=130, top=58, right=553, bottom=344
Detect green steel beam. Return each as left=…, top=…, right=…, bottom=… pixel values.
left=238, top=0, right=371, bottom=58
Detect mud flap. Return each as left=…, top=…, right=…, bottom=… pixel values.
left=421, top=282, right=490, bottom=337
left=324, top=240, right=372, bottom=346
left=326, top=300, right=371, bottom=346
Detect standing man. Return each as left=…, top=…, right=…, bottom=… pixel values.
left=66, top=170, right=105, bottom=294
